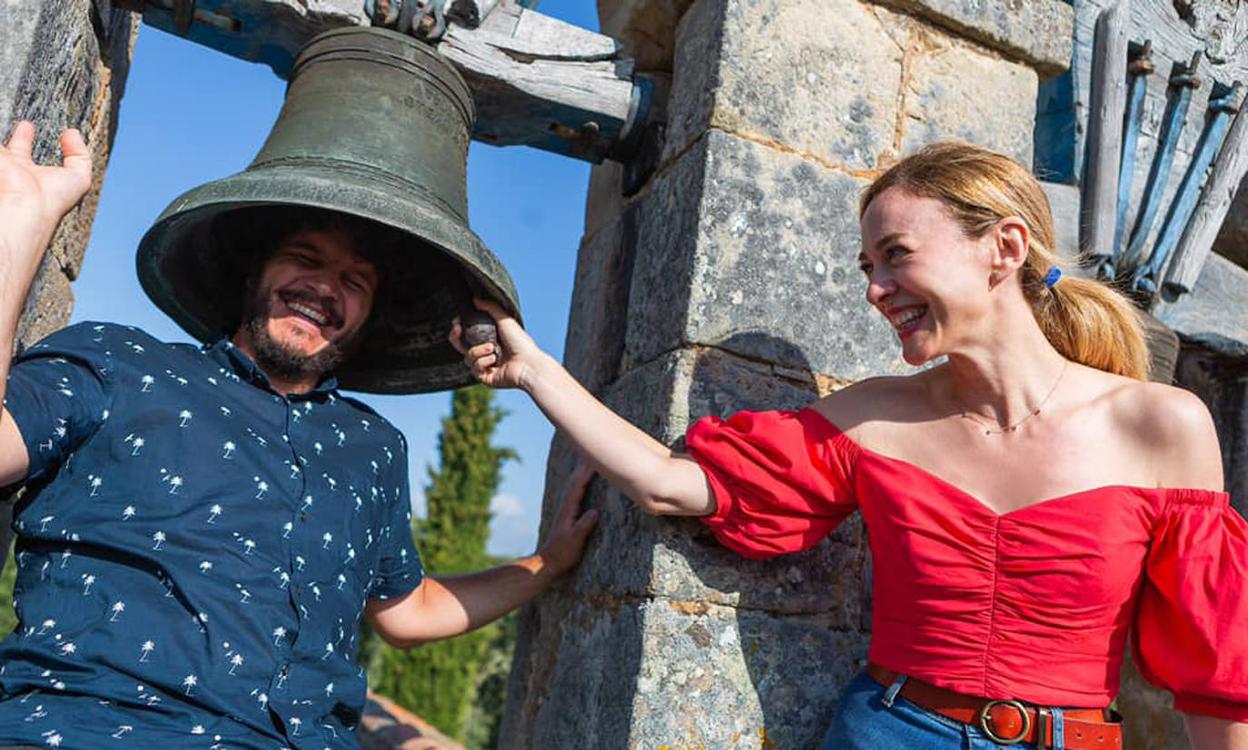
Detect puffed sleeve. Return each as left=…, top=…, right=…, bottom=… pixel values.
left=1133, top=489, right=1248, bottom=721
left=685, top=408, right=859, bottom=560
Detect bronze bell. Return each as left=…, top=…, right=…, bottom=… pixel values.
left=136, top=26, right=520, bottom=394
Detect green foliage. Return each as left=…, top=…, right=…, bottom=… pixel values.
left=370, top=386, right=515, bottom=744
left=0, top=541, right=14, bottom=639
left=462, top=608, right=518, bottom=750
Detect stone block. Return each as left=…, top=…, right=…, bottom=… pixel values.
left=15, top=263, right=74, bottom=352
left=892, top=15, right=1038, bottom=168
left=504, top=589, right=867, bottom=750
left=869, top=0, right=1073, bottom=79
left=562, top=210, right=635, bottom=394
left=625, top=129, right=910, bottom=383
left=664, top=0, right=905, bottom=172
left=1, top=0, right=139, bottom=315
left=541, top=348, right=871, bottom=625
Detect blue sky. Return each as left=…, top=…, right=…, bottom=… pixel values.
left=71, top=2, right=601, bottom=556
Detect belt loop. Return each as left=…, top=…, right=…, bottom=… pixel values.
left=1051, top=707, right=1065, bottom=750
left=1036, top=707, right=1051, bottom=749
left=881, top=675, right=908, bottom=708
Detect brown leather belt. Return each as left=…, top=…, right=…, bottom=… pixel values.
left=867, top=664, right=1123, bottom=749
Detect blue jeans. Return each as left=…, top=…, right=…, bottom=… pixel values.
left=821, top=671, right=1072, bottom=749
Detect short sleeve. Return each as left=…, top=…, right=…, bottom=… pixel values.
left=685, top=408, right=859, bottom=560
left=4, top=322, right=114, bottom=484
left=367, top=430, right=424, bottom=600
left=1133, top=489, right=1248, bottom=721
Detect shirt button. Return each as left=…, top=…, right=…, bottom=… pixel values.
left=300, top=512, right=308, bottom=522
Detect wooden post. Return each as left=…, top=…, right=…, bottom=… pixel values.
left=1080, top=0, right=1128, bottom=263
left=1161, top=84, right=1248, bottom=300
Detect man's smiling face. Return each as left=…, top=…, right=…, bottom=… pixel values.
left=236, top=226, right=379, bottom=386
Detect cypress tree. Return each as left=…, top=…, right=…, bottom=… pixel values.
left=370, top=385, right=516, bottom=741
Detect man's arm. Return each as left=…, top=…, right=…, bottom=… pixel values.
left=0, top=122, right=93, bottom=486
left=366, top=464, right=598, bottom=648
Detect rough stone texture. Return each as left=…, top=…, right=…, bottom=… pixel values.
left=892, top=16, right=1038, bottom=168
left=663, top=0, right=1046, bottom=172
left=0, top=0, right=139, bottom=347
left=868, top=0, right=1074, bottom=78
left=597, top=0, right=697, bottom=72
left=507, top=509, right=868, bottom=750
left=557, top=348, right=871, bottom=623
left=627, top=129, right=909, bottom=381
left=0, top=0, right=139, bottom=571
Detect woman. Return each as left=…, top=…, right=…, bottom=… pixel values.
left=453, top=142, right=1248, bottom=749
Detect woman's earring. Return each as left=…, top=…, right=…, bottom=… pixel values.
left=989, top=272, right=1000, bottom=287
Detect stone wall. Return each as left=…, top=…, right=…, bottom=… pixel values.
left=0, top=0, right=139, bottom=566
left=500, top=1, right=1073, bottom=747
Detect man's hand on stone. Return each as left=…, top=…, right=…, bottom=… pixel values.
left=0, top=121, right=92, bottom=266
left=535, top=461, right=600, bottom=577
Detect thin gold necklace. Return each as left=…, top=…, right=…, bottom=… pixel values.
left=954, top=360, right=1070, bottom=436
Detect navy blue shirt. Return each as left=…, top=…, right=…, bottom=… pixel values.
left=0, top=322, right=423, bottom=749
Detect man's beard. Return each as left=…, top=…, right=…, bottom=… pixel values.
left=240, top=287, right=361, bottom=383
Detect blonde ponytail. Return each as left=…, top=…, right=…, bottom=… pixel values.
left=861, top=142, right=1148, bottom=380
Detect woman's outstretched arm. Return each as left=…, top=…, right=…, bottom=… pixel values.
left=450, top=300, right=712, bottom=516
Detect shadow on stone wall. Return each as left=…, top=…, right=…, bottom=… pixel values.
left=673, top=332, right=872, bottom=748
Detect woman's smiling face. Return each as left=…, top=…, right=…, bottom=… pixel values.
left=859, top=187, right=997, bottom=365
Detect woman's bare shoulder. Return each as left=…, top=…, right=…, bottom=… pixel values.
left=1096, top=373, right=1223, bottom=490
left=809, top=371, right=935, bottom=436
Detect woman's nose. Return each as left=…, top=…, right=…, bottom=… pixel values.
left=865, top=273, right=895, bottom=307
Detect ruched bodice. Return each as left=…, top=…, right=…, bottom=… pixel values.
left=686, top=409, right=1248, bottom=720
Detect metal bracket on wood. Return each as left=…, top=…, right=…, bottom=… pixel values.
left=1121, top=51, right=1202, bottom=278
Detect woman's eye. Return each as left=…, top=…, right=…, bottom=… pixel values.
left=886, top=246, right=908, bottom=261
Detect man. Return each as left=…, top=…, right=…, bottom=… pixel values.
left=0, top=120, right=597, bottom=749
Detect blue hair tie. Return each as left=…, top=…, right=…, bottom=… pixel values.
left=1043, top=267, right=1062, bottom=288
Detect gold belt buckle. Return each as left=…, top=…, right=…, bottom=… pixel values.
left=977, top=699, right=1032, bottom=745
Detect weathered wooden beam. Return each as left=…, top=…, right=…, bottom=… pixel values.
left=1079, top=0, right=1128, bottom=267
left=117, top=0, right=646, bottom=162
left=1162, top=84, right=1248, bottom=300
left=439, top=0, right=640, bottom=161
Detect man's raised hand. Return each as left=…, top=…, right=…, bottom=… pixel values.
left=1, top=122, right=93, bottom=257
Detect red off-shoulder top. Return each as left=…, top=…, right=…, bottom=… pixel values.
left=685, top=408, right=1248, bottom=721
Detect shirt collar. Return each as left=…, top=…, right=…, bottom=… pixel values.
left=204, top=338, right=341, bottom=399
